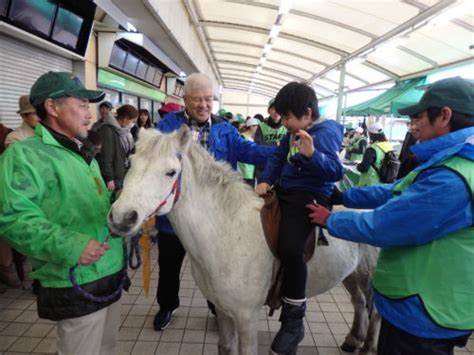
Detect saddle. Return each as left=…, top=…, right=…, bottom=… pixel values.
left=260, top=190, right=328, bottom=316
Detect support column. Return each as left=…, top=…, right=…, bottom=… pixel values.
left=335, top=63, right=346, bottom=123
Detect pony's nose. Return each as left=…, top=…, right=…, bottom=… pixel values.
left=124, top=210, right=138, bottom=225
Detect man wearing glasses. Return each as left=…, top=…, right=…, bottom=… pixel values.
left=152, top=72, right=275, bottom=331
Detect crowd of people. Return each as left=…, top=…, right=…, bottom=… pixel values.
left=0, top=69, right=472, bottom=355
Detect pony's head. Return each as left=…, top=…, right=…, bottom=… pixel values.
left=108, top=126, right=192, bottom=236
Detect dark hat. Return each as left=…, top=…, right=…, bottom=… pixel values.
left=99, top=101, right=113, bottom=109
left=268, top=98, right=275, bottom=108
left=30, top=71, right=105, bottom=107
left=159, top=103, right=181, bottom=114
left=398, top=77, right=474, bottom=117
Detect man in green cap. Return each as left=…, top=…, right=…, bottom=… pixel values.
left=0, top=71, right=125, bottom=355
left=307, top=76, right=474, bottom=354
left=255, top=98, right=287, bottom=146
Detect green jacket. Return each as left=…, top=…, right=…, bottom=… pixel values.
left=357, top=141, right=393, bottom=187
left=0, top=125, right=124, bottom=288
left=373, top=156, right=474, bottom=330
left=238, top=133, right=256, bottom=179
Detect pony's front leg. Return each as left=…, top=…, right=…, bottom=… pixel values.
left=216, top=309, right=238, bottom=355
left=234, top=311, right=259, bottom=355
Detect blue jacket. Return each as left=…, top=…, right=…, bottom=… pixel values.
left=259, top=119, right=344, bottom=196
left=156, top=111, right=275, bottom=233
left=327, top=127, right=474, bottom=339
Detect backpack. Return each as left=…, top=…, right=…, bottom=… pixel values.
left=375, top=150, right=400, bottom=183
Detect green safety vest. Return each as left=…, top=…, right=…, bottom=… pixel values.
left=357, top=141, right=392, bottom=187
left=238, top=133, right=256, bottom=179
left=349, top=137, right=367, bottom=162
left=373, top=155, right=474, bottom=330
left=259, top=122, right=287, bottom=145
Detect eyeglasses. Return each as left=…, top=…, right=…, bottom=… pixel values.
left=190, top=96, right=213, bottom=104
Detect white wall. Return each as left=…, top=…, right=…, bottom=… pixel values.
left=146, top=0, right=219, bottom=89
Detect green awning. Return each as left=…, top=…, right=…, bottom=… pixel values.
left=345, top=77, right=427, bottom=117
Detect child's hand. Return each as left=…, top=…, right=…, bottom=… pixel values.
left=255, top=183, right=271, bottom=196
left=295, top=130, right=315, bottom=158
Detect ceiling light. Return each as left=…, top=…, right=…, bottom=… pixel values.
left=375, top=36, right=409, bottom=55
left=269, top=25, right=281, bottom=39
left=126, top=22, right=137, bottom=32
left=263, top=44, right=272, bottom=54
left=279, top=0, right=293, bottom=15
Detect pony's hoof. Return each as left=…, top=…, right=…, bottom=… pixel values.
left=340, top=342, right=358, bottom=353
left=268, top=347, right=298, bottom=355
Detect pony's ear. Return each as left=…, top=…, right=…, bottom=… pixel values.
left=137, top=127, right=158, bottom=142
left=176, top=125, right=193, bottom=152
left=176, top=125, right=192, bottom=153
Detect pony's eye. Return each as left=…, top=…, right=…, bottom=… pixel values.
left=166, top=170, right=176, bottom=177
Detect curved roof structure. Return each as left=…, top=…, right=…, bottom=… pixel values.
left=184, top=0, right=473, bottom=99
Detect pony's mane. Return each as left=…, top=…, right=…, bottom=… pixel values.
left=137, top=129, right=262, bottom=215
left=185, top=143, right=262, bottom=215
left=187, top=143, right=245, bottom=188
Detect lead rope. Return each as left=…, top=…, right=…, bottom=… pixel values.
left=68, top=238, right=128, bottom=303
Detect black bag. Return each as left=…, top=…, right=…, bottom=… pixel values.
left=375, top=150, right=400, bottom=183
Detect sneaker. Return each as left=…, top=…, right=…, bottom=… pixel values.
left=0, top=264, right=22, bottom=288
left=153, top=308, right=176, bottom=331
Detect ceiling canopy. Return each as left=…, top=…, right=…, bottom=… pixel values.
left=185, top=0, right=473, bottom=99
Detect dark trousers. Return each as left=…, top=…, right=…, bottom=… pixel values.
left=378, top=318, right=471, bottom=355
left=156, top=232, right=186, bottom=311
left=277, top=188, right=329, bottom=300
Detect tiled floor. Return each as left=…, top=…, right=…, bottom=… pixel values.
left=0, top=247, right=472, bottom=354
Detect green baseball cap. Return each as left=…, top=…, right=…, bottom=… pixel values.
left=30, top=71, right=105, bottom=107
left=217, top=108, right=227, bottom=116
left=268, top=98, right=275, bottom=108
left=398, top=77, right=474, bottom=117
left=236, top=113, right=245, bottom=123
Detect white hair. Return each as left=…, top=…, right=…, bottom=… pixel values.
left=184, top=73, right=213, bottom=96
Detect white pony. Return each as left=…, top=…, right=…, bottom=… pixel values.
left=109, top=127, right=380, bottom=355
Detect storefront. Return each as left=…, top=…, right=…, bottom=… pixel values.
left=97, top=69, right=166, bottom=122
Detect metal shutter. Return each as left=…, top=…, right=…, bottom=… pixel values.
left=0, top=33, right=73, bottom=128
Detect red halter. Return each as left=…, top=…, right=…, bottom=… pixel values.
left=146, top=171, right=182, bottom=219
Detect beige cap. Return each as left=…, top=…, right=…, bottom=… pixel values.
left=17, top=95, right=36, bottom=115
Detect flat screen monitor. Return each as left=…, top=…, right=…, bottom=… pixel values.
left=9, top=0, right=56, bottom=36
left=154, top=69, right=163, bottom=87
left=0, top=0, right=8, bottom=17
left=52, top=6, right=84, bottom=49
left=124, top=53, right=139, bottom=74
left=136, top=60, right=148, bottom=79
left=145, top=65, right=156, bottom=83
left=110, top=45, right=127, bottom=70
